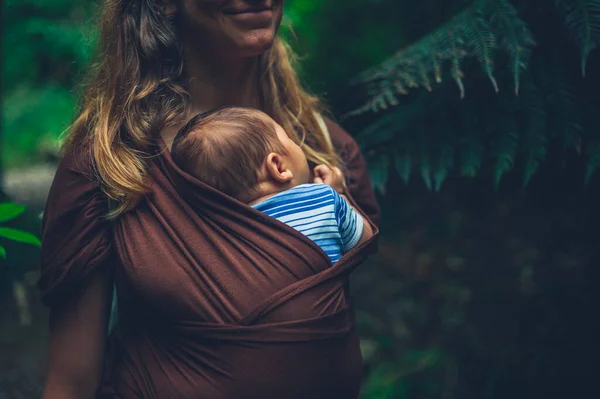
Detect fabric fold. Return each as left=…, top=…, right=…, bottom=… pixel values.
left=38, top=146, right=114, bottom=306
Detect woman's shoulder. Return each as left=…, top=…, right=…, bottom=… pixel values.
left=44, top=140, right=107, bottom=225
left=55, top=139, right=97, bottom=182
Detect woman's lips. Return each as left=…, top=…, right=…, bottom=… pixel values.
left=222, top=6, right=272, bottom=15
left=222, top=7, right=274, bottom=24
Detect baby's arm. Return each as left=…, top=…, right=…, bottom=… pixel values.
left=339, top=193, right=374, bottom=247
left=333, top=191, right=374, bottom=252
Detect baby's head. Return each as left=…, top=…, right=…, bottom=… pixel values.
left=171, top=107, right=310, bottom=203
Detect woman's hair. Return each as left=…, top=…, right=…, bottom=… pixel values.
left=171, top=107, right=287, bottom=202
left=64, top=0, right=339, bottom=217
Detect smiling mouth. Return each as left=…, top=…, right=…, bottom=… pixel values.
left=223, top=6, right=273, bottom=15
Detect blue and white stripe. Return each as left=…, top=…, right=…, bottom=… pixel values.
left=253, top=184, right=364, bottom=264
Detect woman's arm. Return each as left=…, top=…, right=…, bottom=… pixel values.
left=39, top=144, right=115, bottom=398
left=42, top=267, right=112, bottom=399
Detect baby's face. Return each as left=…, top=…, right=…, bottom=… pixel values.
left=273, top=122, right=310, bottom=185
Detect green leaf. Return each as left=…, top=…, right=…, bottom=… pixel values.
left=394, top=151, right=412, bottom=185
left=488, top=0, right=536, bottom=95
left=542, top=64, right=584, bottom=160
left=393, top=126, right=416, bottom=186
left=460, top=142, right=484, bottom=177
left=584, top=87, right=600, bottom=184
left=520, top=80, right=548, bottom=187
left=0, top=203, right=26, bottom=223
left=522, top=130, right=548, bottom=187
left=361, top=364, right=406, bottom=399
left=417, top=60, right=433, bottom=92
left=0, top=246, right=6, bottom=260
left=449, top=29, right=466, bottom=99
left=555, top=0, right=600, bottom=77
left=492, top=128, right=519, bottom=190
left=369, top=153, right=391, bottom=194
left=349, top=0, right=535, bottom=108
left=420, top=156, right=433, bottom=191
left=584, top=139, right=600, bottom=184
left=433, top=146, right=455, bottom=192
left=465, top=10, right=499, bottom=92
left=459, top=126, right=484, bottom=178
left=430, top=41, right=443, bottom=84
left=0, top=228, right=41, bottom=247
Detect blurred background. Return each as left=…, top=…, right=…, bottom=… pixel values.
left=1, top=0, right=600, bottom=398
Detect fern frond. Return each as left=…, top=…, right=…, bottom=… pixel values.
left=382, top=87, right=400, bottom=108
left=555, top=0, right=600, bottom=76
left=465, top=11, right=500, bottom=92
left=584, top=140, right=600, bottom=184
left=369, top=153, right=391, bottom=194
left=584, top=141, right=600, bottom=186
left=433, top=146, right=455, bottom=192
left=429, top=110, right=456, bottom=192
left=417, top=60, right=433, bottom=92
left=394, top=69, right=420, bottom=89
left=520, top=81, right=548, bottom=187
left=522, top=129, right=548, bottom=187
left=549, top=75, right=584, bottom=156
left=491, top=119, right=520, bottom=189
left=510, top=45, right=534, bottom=96
left=391, top=122, right=417, bottom=186
left=583, top=88, right=600, bottom=184
left=459, top=129, right=485, bottom=177
left=448, top=28, right=467, bottom=99
left=393, top=80, right=409, bottom=95
left=366, top=92, right=391, bottom=113
left=349, top=0, right=535, bottom=113
left=416, top=123, right=434, bottom=191
left=421, top=155, right=433, bottom=191
left=394, top=149, right=412, bottom=185
left=431, top=50, right=443, bottom=84
left=488, top=0, right=536, bottom=95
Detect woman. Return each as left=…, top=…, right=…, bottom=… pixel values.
left=39, top=1, right=380, bottom=398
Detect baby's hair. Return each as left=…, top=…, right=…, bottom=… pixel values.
left=171, top=106, right=287, bottom=201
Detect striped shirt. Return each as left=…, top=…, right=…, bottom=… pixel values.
left=252, top=184, right=364, bottom=264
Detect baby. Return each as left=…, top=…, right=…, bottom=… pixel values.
left=171, top=106, right=374, bottom=264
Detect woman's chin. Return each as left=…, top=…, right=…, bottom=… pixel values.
left=235, top=30, right=276, bottom=56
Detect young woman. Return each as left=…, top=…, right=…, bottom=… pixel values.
left=39, top=1, right=380, bottom=398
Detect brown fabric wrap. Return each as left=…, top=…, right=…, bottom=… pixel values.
left=39, top=119, right=380, bottom=398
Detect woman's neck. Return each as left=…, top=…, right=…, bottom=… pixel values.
left=183, top=49, right=261, bottom=114
left=160, top=47, right=263, bottom=149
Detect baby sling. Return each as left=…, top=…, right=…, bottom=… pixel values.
left=88, top=114, right=380, bottom=398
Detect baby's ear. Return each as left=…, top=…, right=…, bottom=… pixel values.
left=265, top=153, right=294, bottom=183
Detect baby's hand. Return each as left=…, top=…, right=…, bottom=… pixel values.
left=313, top=164, right=346, bottom=193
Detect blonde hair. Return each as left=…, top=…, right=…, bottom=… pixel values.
left=64, top=1, right=339, bottom=217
